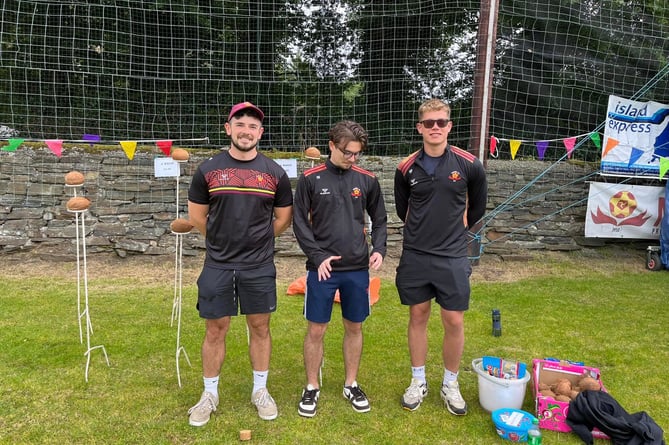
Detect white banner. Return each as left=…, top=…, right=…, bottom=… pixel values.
left=585, top=182, right=665, bottom=239
left=601, top=95, right=669, bottom=177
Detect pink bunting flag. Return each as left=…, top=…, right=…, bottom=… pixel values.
left=589, top=132, right=601, bottom=149
left=489, top=136, right=498, bottom=156
left=45, top=139, right=64, bottom=157
left=563, top=137, right=576, bottom=158
left=660, top=157, right=669, bottom=179
left=156, top=140, right=173, bottom=156
left=509, top=140, right=521, bottom=160
left=120, top=141, right=137, bottom=160
left=2, top=138, right=24, bottom=152
left=535, top=140, right=548, bottom=160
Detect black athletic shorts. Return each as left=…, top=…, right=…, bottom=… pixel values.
left=196, top=262, right=277, bottom=318
left=395, top=249, right=471, bottom=311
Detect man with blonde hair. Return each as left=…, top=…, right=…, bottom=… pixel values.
left=395, top=99, right=487, bottom=415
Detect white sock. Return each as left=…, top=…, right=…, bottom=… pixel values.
left=252, top=369, right=268, bottom=394
left=443, top=368, right=459, bottom=385
left=411, top=366, right=426, bottom=383
left=204, top=375, right=219, bottom=396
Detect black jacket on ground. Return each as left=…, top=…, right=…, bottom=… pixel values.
left=566, top=390, right=665, bottom=445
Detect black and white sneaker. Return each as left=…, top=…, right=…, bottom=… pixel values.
left=343, top=382, right=370, bottom=413
left=298, top=385, right=320, bottom=418
left=401, top=378, right=428, bottom=411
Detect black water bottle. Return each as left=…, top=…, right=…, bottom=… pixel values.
left=492, top=309, right=502, bottom=337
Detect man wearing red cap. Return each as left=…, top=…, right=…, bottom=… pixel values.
left=186, top=102, right=293, bottom=426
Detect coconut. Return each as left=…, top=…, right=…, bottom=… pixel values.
left=66, top=196, right=91, bottom=211
left=65, top=171, right=85, bottom=186
left=171, top=148, right=190, bottom=161
left=170, top=218, right=193, bottom=233
left=578, top=376, right=601, bottom=391
left=552, top=378, right=573, bottom=396
left=555, top=394, right=572, bottom=403
left=540, top=389, right=556, bottom=399
left=304, top=146, right=321, bottom=159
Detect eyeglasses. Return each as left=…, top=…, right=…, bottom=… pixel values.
left=419, top=119, right=450, bottom=128
left=338, top=147, right=363, bottom=159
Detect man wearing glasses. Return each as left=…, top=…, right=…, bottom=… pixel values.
left=293, top=120, right=388, bottom=417
left=394, top=99, right=487, bottom=415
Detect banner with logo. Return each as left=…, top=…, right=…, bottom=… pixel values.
left=601, top=95, right=669, bottom=177
left=585, top=182, right=665, bottom=239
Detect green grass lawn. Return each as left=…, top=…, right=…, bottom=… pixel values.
left=0, top=251, right=667, bottom=444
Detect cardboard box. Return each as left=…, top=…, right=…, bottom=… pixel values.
left=532, top=359, right=609, bottom=440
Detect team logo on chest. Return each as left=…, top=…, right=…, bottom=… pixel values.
left=448, top=170, right=462, bottom=182
left=351, top=187, right=362, bottom=198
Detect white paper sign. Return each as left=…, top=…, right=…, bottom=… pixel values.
left=276, top=158, right=298, bottom=178
left=154, top=157, right=181, bottom=178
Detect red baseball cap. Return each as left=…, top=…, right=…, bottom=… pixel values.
left=228, top=102, right=264, bottom=122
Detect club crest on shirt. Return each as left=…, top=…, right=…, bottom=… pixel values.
left=351, top=187, right=362, bottom=198
left=256, top=174, right=265, bottom=183
left=448, top=170, right=462, bottom=182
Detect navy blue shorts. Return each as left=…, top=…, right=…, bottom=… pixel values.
left=395, top=250, right=471, bottom=311
left=196, top=262, right=277, bottom=319
left=304, top=269, right=370, bottom=323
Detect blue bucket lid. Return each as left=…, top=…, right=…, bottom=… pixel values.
left=492, top=408, right=536, bottom=441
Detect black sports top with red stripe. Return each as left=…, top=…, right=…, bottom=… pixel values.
left=293, top=159, right=387, bottom=271
left=188, top=149, right=293, bottom=268
left=394, top=145, right=487, bottom=258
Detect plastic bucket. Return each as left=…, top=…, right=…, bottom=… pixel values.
left=472, top=358, right=530, bottom=412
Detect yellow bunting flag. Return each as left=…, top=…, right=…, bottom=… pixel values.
left=509, top=139, right=521, bottom=160
left=2, top=138, right=24, bottom=152
left=602, top=136, right=619, bottom=158
left=45, top=139, right=64, bottom=157
left=120, top=140, right=137, bottom=160
left=660, top=157, right=669, bottom=179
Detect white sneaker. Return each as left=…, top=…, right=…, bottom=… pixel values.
left=252, top=388, right=278, bottom=420
left=441, top=380, right=467, bottom=415
left=188, top=391, right=218, bottom=426
left=401, top=378, right=428, bottom=411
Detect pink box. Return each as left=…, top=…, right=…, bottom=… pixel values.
left=532, top=359, right=609, bottom=440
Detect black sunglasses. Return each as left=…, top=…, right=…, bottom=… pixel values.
left=419, top=119, right=450, bottom=128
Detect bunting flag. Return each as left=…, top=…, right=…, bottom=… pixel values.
left=156, top=140, right=173, bottom=156
left=536, top=140, right=549, bottom=160
left=82, top=134, right=101, bottom=145
left=628, top=147, right=644, bottom=167
left=589, top=132, right=601, bottom=149
left=660, top=157, right=669, bottom=179
left=2, top=138, right=24, bottom=152
left=120, top=140, right=137, bottom=160
left=489, top=136, right=498, bottom=156
left=45, top=139, right=64, bottom=157
left=602, top=136, right=619, bottom=158
left=563, top=137, right=577, bottom=158
left=509, top=139, right=521, bottom=160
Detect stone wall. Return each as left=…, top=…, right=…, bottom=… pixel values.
left=0, top=147, right=603, bottom=260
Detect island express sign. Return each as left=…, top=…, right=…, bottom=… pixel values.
left=585, top=95, right=668, bottom=239
left=600, top=95, right=669, bottom=177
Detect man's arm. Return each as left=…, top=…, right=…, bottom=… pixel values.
left=187, top=200, right=209, bottom=236
left=273, top=205, right=292, bottom=237
left=394, top=167, right=409, bottom=222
